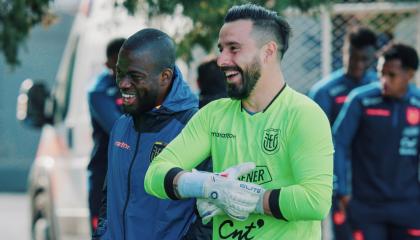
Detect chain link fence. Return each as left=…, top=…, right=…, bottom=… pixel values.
left=281, top=1, right=420, bottom=94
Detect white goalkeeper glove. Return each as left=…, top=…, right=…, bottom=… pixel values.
left=177, top=162, right=265, bottom=222
left=197, top=162, right=258, bottom=223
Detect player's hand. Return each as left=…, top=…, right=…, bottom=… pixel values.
left=196, top=198, right=221, bottom=224
left=196, top=162, right=257, bottom=223
left=202, top=164, right=265, bottom=221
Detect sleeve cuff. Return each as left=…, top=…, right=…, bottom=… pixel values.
left=269, top=189, right=287, bottom=221
left=164, top=167, right=184, bottom=200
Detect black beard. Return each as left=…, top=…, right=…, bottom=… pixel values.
left=223, top=58, right=261, bottom=100
left=122, top=90, right=158, bottom=116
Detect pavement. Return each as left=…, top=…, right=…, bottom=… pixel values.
left=0, top=193, right=30, bottom=240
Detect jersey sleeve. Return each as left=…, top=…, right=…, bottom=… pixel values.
left=279, top=103, right=334, bottom=221
left=332, top=92, right=362, bottom=196
left=144, top=106, right=212, bottom=199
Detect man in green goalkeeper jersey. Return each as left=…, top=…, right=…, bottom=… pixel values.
left=145, top=3, right=333, bottom=239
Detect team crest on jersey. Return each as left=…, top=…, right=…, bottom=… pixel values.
left=262, top=128, right=280, bottom=155
left=406, top=107, right=420, bottom=125
left=149, top=141, right=167, bottom=162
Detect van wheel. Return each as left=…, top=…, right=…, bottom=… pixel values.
left=32, top=215, right=51, bottom=240
left=31, top=194, right=52, bottom=240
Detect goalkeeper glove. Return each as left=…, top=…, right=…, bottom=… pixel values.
left=177, top=162, right=265, bottom=221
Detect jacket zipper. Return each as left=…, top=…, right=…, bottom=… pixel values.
left=122, top=133, right=141, bottom=240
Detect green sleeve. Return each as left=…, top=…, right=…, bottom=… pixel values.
left=144, top=106, right=212, bottom=199
left=280, top=103, right=334, bottom=220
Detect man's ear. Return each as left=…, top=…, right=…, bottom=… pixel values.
left=262, top=41, right=278, bottom=63
left=160, top=68, right=174, bottom=86
left=405, top=69, right=415, bottom=81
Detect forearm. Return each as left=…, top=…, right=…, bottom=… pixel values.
left=258, top=189, right=286, bottom=220
left=278, top=181, right=332, bottom=221
left=144, top=160, right=182, bottom=199
left=93, top=176, right=108, bottom=238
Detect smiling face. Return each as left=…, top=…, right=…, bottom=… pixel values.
left=116, top=48, right=162, bottom=115
left=217, top=20, right=263, bottom=100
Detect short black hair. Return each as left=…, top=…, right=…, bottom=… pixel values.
left=197, top=59, right=226, bottom=95
left=345, top=26, right=377, bottom=49
left=106, top=38, right=126, bottom=59
left=224, top=3, right=291, bottom=59
left=123, top=28, right=176, bottom=71
left=382, top=43, right=419, bottom=70
left=197, top=59, right=227, bottom=108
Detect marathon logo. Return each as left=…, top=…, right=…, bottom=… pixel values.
left=238, top=166, right=272, bottom=185
left=114, top=141, right=130, bottom=150
left=211, top=132, right=236, bottom=139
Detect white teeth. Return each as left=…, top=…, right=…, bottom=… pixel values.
left=225, top=71, right=239, bottom=78
left=122, top=93, right=135, bottom=98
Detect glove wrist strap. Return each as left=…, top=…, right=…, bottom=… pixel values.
left=177, top=171, right=209, bottom=198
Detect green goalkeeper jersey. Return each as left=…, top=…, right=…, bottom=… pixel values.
left=145, top=85, right=333, bottom=240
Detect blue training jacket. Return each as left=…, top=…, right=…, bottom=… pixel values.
left=98, top=66, right=199, bottom=240
left=308, top=69, right=377, bottom=124
left=333, top=82, right=420, bottom=202
left=87, top=70, right=123, bottom=172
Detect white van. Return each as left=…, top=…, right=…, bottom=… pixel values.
left=16, top=1, right=194, bottom=239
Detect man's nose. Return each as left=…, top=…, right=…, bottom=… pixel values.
left=217, top=51, right=231, bottom=67
left=380, top=75, right=389, bottom=84
left=118, top=77, right=132, bottom=89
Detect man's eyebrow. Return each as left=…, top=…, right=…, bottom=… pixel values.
left=127, top=70, right=146, bottom=76
left=218, top=41, right=241, bottom=50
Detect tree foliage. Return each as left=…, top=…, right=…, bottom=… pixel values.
left=120, top=0, right=334, bottom=61
left=0, top=0, right=54, bottom=66
left=0, top=0, right=417, bottom=67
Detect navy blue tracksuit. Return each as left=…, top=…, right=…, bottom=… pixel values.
left=333, top=82, right=420, bottom=240
left=308, top=69, right=377, bottom=240
left=95, top=66, right=206, bottom=240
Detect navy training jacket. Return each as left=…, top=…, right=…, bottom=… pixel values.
left=308, top=69, right=377, bottom=125
left=97, top=66, right=199, bottom=240
left=333, top=82, right=420, bottom=202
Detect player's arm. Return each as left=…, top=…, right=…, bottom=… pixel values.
left=144, top=107, right=212, bottom=199
left=92, top=176, right=108, bottom=239
left=332, top=92, right=362, bottom=197
left=267, top=104, right=334, bottom=221
left=92, top=121, right=121, bottom=239
left=88, top=89, right=121, bottom=133
left=144, top=106, right=265, bottom=221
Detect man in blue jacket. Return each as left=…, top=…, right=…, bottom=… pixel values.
left=333, top=43, right=420, bottom=240
left=308, top=26, right=377, bottom=240
left=309, top=27, right=377, bottom=124
left=93, top=29, right=200, bottom=239
left=87, top=38, right=125, bottom=232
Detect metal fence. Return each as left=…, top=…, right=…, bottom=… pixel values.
left=281, top=1, right=420, bottom=94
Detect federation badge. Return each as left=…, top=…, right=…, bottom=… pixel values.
left=406, top=107, right=420, bottom=125
left=262, top=128, right=280, bottom=155
left=150, top=141, right=167, bottom=162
